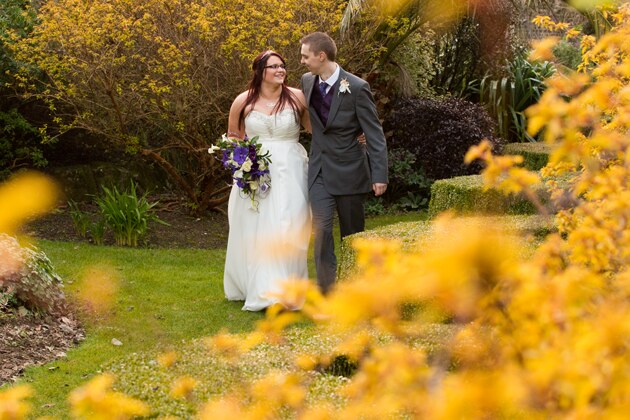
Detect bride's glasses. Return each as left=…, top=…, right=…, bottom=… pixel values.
left=265, top=64, right=286, bottom=70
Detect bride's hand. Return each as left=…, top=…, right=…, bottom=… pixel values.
left=357, top=133, right=366, bottom=145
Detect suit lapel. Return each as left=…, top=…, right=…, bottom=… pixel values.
left=304, top=73, right=315, bottom=104
left=325, top=68, right=346, bottom=129
left=305, top=73, right=325, bottom=128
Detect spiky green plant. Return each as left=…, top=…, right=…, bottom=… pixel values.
left=95, top=180, right=165, bottom=247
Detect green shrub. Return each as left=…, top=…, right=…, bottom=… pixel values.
left=385, top=26, right=439, bottom=98
left=95, top=180, right=164, bottom=247
left=427, top=175, right=546, bottom=217
left=466, top=52, right=556, bottom=142
left=429, top=17, right=482, bottom=97
left=366, top=147, right=432, bottom=215
left=503, top=142, right=551, bottom=170
left=0, top=109, right=47, bottom=181
left=68, top=200, right=91, bottom=238
left=365, top=197, right=388, bottom=216
left=89, top=219, right=106, bottom=245
left=68, top=200, right=108, bottom=245
left=1, top=0, right=48, bottom=181
left=0, top=234, right=66, bottom=315
left=552, top=39, right=582, bottom=71
left=384, top=97, right=504, bottom=181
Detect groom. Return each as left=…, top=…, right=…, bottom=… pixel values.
left=300, top=32, right=388, bottom=294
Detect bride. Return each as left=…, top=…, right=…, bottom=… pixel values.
left=222, top=50, right=312, bottom=311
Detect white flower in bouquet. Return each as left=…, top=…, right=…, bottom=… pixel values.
left=241, top=159, right=253, bottom=172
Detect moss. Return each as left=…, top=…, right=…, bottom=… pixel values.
left=427, top=175, right=547, bottom=218
left=503, top=142, right=552, bottom=171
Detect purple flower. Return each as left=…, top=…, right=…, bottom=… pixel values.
left=233, top=146, right=249, bottom=165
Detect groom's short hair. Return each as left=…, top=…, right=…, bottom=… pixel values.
left=300, top=32, right=337, bottom=62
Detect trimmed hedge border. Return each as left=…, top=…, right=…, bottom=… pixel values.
left=338, top=214, right=555, bottom=280
left=503, top=142, right=552, bottom=171
left=427, top=175, right=549, bottom=218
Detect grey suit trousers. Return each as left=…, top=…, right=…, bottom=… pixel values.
left=310, top=172, right=365, bottom=294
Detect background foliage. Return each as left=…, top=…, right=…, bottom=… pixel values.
left=0, top=0, right=46, bottom=181
left=384, top=96, right=503, bottom=180
left=7, top=0, right=342, bottom=213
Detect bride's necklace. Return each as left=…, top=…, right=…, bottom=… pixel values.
left=261, top=94, right=280, bottom=109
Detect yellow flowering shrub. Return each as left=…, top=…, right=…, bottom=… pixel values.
left=8, top=0, right=340, bottom=213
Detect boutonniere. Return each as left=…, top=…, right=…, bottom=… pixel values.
left=338, top=78, right=351, bottom=95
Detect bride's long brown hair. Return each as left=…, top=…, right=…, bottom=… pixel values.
left=238, top=50, right=302, bottom=129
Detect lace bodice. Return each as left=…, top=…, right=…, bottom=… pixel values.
left=244, top=109, right=301, bottom=142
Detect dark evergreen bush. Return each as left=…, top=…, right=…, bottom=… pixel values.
left=1, top=0, right=48, bottom=180
left=384, top=97, right=505, bottom=180
left=365, top=147, right=432, bottom=215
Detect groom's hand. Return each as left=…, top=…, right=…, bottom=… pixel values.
left=373, top=183, right=387, bottom=196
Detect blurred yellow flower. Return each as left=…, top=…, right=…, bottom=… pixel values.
left=157, top=351, right=178, bottom=368
left=69, top=374, right=149, bottom=419
left=0, top=171, right=59, bottom=236
left=0, top=385, right=32, bottom=420
left=170, top=376, right=198, bottom=400
left=74, top=265, right=120, bottom=317
left=197, top=397, right=248, bottom=420
left=250, top=372, right=305, bottom=409
left=529, top=36, right=560, bottom=61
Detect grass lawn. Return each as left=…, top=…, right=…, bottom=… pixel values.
left=14, top=211, right=427, bottom=418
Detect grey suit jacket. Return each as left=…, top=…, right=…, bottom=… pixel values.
left=301, top=67, right=388, bottom=195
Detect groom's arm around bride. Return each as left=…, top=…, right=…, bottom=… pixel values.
left=299, top=31, right=388, bottom=294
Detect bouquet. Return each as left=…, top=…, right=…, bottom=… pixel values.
left=209, top=134, right=271, bottom=211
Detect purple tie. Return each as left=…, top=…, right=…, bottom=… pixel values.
left=319, top=81, right=327, bottom=96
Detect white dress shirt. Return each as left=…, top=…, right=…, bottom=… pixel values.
left=319, top=64, right=340, bottom=95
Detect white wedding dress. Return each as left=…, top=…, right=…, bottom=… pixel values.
left=223, top=109, right=311, bottom=311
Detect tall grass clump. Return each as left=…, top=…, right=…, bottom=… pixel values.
left=468, top=51, right=556, bottom=142
left=96, top=180, right=164, bottom=247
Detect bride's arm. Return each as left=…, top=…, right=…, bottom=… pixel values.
left=301, top=108, right=312, bottom=134
left=292, top=88, right=312, bottom=133
left=227, top=92, right=248, bottom=139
